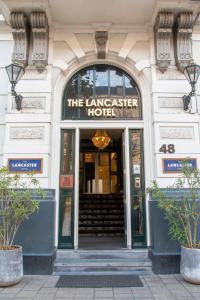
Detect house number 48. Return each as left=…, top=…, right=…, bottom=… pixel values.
left=159, top=144, right=175, bottom=154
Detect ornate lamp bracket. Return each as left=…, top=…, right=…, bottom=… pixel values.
left=174, top=12, right=194, bottom=72
left=95, top=31, right=108, bottom=59
left=10, top=12, right=29, bottom=67
left=30, top=12, right=49, bottom=73
left=154, top=12, right=174, bottom=73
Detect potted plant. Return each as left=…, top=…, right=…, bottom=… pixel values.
left=0, top=166, right=44, bottom=286
left=147, top=163, right=200, bottom=284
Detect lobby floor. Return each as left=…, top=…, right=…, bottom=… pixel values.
left=1, top=274, right=200, bottom=299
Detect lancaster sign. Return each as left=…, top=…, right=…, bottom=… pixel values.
left=162, top=158, right=197, bottom=173
left=67, top=98, right=138, bottom=117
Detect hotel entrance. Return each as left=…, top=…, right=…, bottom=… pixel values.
left=79, top=129, right=125, bottom=249
left=58, top=64, right=146, bottom=249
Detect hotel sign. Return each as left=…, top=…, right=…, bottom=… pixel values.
left=8, top=159, right=43, bottom=173
left=64, top=97, right=140, bottom=119
left=163, top=158, right=197, bottom=173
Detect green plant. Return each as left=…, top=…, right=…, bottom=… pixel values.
left=0, top=167, right=44, bottom=249
left=147, top=164, right=200, bottom=249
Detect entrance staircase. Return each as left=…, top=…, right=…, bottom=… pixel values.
left=53, top=249, right=152, bottom=275
left=79, top=194, right=124, bottom=236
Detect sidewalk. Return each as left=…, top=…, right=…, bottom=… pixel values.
left=0, top=274, right=200, bottom=300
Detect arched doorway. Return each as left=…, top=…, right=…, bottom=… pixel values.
left=58, top=64, right=146, bottom=249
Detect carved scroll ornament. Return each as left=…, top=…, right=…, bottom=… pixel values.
left=95, top=31, right=108, bottom=59
left=174, top=12, right=193, bottom=72
left=154, top=12, right=174, bottom=73
left=30, top=12, right=49, bottom=73
left=10, top=12, right=29, bottom=67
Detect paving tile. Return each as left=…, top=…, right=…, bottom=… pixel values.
left=33, top=295, right=55, bottom=300
left=170, top=290, right=192, bottom=297
left=94, top=298, right=114, bottom=300
left=0, top=295, right=16, bottom=299
left=15, top=290, right=38, bottom=298
left=22, top=285, right=43, bottom=291
left=114, top=295, right=134, bottom=300
left=1, top=288, right=22, bottom=294
left=14, top=298, right=33, bottom=300
left=191, top=292, right=200, bottom=297
left=132, top=289, right=153, bottom=298
left=166, top=284, right=189, bottom=291
left=113, top=287, right=132, bottom=294
left=55, top=298, right=74, bottom=300
left=56, top=288, right=76, bottom=297
left=134, top=298, right=154, bottom=300
left=95, top=290, right=113, bottom=297
left=36, top=287, right=57, bottom=294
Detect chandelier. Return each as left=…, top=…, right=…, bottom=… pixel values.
left=92, top=129, right=111, bottom=150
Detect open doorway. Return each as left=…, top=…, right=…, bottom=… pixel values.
left=78, top=129, right=125, bottom=249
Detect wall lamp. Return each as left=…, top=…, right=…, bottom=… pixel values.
left=183, top=63, right=200, bottom=112
left=5, top=63, right=25, bottom=111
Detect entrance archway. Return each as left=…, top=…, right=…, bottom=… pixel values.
left=59, top=64, right=148, bottom=248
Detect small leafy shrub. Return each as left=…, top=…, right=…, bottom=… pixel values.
left=147, top=164, right=200, bottom=249
left=0, top=167, right=44, bottom=249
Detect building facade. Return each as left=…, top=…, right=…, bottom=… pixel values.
left=0, top=0, right=200, bottom=274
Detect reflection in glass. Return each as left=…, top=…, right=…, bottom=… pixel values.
left=130, top=130, right=144, bottom=237
left=62, top=196, right=72, bottom=236
left=110, top=69, right=123, bottom=96
left=95, top=67, right=108, bottom=95
left=125, top=76, right=137, bottom=95
left=111, top=152, right=117, bottom=172
left=80, top=70, right=93, bottom=99
left=62, top=132, right=73, bottom=174
left=133, top=195, right=143, bottom=235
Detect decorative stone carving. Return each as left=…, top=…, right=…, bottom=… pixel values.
left=154, top=12, right=174, bottom=73
left=159, top=97, right=183, bottom=109
left=157, top=68, right=185, bottom=80
left=174, top=12, right=194, bottom=71
left=160, top=126, right=194, bottom=139
left=10, top=127, right=44, bottom=139
left=10, top=12, right=29, bottom=67
left=95, top=31, right=108, bottom=59
left=12, top=97, right=46, bottom=109
left=30, top=12, right=49, bottom=73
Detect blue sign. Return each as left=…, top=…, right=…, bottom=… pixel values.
left=163, top=158, right=197, bottom=173
left=8, top=159, right=43, bottom=173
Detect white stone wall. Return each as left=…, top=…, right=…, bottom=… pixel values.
left=0, top=24, right=52, bottom=187
left=0, top=12, right=199, bottom=190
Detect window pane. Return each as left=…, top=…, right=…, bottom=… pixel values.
left=110, top=69, right=123, bottom=96
left=62, top=196, right=72, bottom=236
left=62, top=132, right=73, bottom=174
left=64, top=76, right=79, bottom=119
left=80, top=69, right=93, bottom=99
left=95, top=66, right=108, bottom=96
left=125, top=75, right=138, bottom=95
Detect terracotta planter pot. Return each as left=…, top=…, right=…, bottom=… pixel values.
left=180, top=246, right=200, bottom=284
left=0, top=246, right=23, bottom=287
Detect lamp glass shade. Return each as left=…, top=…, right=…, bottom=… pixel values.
left=183, top=64, right=200, bottom=86
left=92, top=130, right=111, bottom=150
left=5, top=63, right=25, bottom=84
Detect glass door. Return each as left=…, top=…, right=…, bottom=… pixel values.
left=58, top=129, right=75, bottom=248
left=129, top=129, right=146, bottom=247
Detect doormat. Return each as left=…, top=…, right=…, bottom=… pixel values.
left=55, top=274, right=143, bottom=288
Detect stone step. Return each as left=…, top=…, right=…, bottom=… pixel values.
left=56, top=249, right=149, bottom=259
left=53, top=255, right=152, bottom=275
